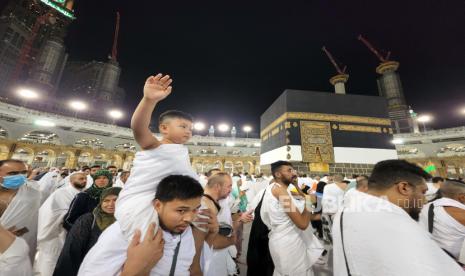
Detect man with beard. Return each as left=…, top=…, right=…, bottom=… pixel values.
left=34, top=172, right=87, bottom=276
left=78, top=175, right=215, bottom=276
left=332, top=160, right=464, bottom=276
left=260, top=161, right=323, bottom=276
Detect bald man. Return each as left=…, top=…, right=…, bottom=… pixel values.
left=34, top=173, right=87, bottom=276
left=419, top=179, right=465, bottom=262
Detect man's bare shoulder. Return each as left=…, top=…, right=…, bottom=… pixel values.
left=444, top=206, right=465, bottom=226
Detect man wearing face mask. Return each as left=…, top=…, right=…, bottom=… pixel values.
left=34, top=172, right=87, bottom=276
left=0, top=159, right=41, bottom=262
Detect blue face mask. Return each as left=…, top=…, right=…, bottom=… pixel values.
left=1, top=174, right=27, bottom=189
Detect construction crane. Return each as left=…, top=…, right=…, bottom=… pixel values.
left=111, top=12, right=121, bottom=62
left=322, top=46, right=347, bottom=75
left=358, top=35, right=391, bottom=63
left=321, top=46, right=348, bottom=94
left=358, top=35, right=399, bottom=75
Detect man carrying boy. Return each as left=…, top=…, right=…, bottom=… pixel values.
left=79, top=74, right=217, bottom=275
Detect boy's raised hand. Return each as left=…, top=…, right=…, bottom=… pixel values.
left=143, top=74, right=173, bottom=102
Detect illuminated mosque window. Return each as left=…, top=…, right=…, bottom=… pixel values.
left=439, top=144, right=465, bottom=153
left=0, top=127, right=7, bottom=139
left=75, top=138, right=104, bottom=149
left=397, top=148, right=419, bottom=155
left=20, top=131, right=59, bottom=144
left=199, top=149, right=218, bottom=156
left=114, top=143, right=136, bottom=152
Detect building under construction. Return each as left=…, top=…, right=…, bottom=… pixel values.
left=358, top=35, right=416, bottom=134
left=321, top=36, right=417, bottom=134
left=0, top=0, right=125, bottom=119
left=0, top=0, right=73, bottom=97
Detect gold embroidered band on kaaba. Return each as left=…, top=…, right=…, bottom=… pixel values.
left=261, top=112, right=391, bottom=137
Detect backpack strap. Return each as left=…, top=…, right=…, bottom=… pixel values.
left=340, top=210, right=352, bottom=276
left=428, top=203, right=435, bottom=233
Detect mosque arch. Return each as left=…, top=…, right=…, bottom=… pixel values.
left=0, top=144, right=9, bottom=160
left=213, top=160, right=223, bottom=170
left=224, top=161, right=234, bottom=173
left=32, top=148, right=56, bottom=168
left=55, top=150, right=75, bottom=168
left=122, top=155, right=134, bottom=170
left=93, top=153, right=109, bottom=167
left=0, top=126, right=8, bottom=139
left=234, top=161, right=244, bottom=173
left=11, top=147, right=34, bottom=164
left=111, top=154, right=124, bottom=168
left=244, top=161, right=255, bottom=174
left=77, top=151, right=93, bottom=166
left=193, top=160, right=203, bottom=173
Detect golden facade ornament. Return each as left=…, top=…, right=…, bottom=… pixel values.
left=261, top=112, right=391, bottom=136
left=300, top=121, right=334, bottom=163
left=338, top=124, right=383, bottom=133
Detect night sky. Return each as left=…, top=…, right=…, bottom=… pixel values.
left=63, top=0, right=465, bottom=135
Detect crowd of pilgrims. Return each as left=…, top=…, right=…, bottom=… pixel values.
left=0, top=73, right=464, bottom=276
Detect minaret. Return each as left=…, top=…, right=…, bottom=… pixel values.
left=322, top=46, right=349, bottom=94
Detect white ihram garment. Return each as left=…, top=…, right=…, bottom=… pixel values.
left=0, top=182, right=40, bottom=261
left=0, top=236, right=32, bottom=276
left=78, top=144, right=199, bottom=275
left=204, top=199, right=237, bottom=276
left=419, top=197, right=465, bottom=260
left=261, top=184, right=323, bottom=276
left=34, top=183, right=81, bottom=276
left=37, top=171, right=59, bottom=204
left=332, top=190, right=465, bottom=276
left=115, top=144, right=198, bottom=240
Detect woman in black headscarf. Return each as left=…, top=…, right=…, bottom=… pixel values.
left=53, top=187, right=121, bottom=276
left=63, top=170, right=113, bottom=231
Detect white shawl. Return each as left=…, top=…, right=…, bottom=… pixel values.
left=333, top=190, right=464, bottom=276
left=36, top=183, right=81, bottom=255
left=419, top=197, right=465, bottom=259
left=0, top=182, right=40, bottom=261
left=0, top=236, right=32, bottom=276
left=261, top=184, right=323, bottom=276
left=115, top=144, right=198, bottom=241
left=204, top=199, right=237, bottom=276
left=38, top=171, right=59, bottom=204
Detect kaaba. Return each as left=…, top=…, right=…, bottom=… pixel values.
left=260, top=90, right=398, bottom=175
